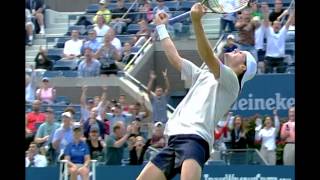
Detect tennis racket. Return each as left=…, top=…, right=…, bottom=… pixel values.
left=168, top=0, right=250, bottom=25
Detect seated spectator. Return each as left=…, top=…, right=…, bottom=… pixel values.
left=250, top=1, right=263, bottom=19
left=132, top=19, right=151, bottom=47
left=34, top=46, right=53, bottom=70
left=255, top=109, right=280, bottom=165
left=95, top=33, right=121, bottom=76
left=34, top=107, right=60, bottom=163
left=64, top=126, right=90, bottom=180
left=110, top=0, right=133, bottom=34
left=94, top=15, right=111, bottom=44
left=93, top=0, right=112, bottom=25
left=106, top=104, right=133, bottom=133
left=135, top=0, right=153, bottom=23
left=26, top=0, right=46, bottom=34
left=105, top=122, right=132, bottom=165
left=81, top=29, right=102, bottom=54
left=78, top=48, right=101, bottom=77
left=62, top=30, right=83, bottom=60
left=223, top=34, right=238, bottom=53
left=280, top=106, right=295, bottom=165
left=147, top=122, right=166, bottom=149
left=86, top=126, right=106, bottom=162
left=262, top=6, right=295, bottom=73
left=52, top=112, right=74, bottom=162
left=108, top=28, right=122, bottom=51
left=147, top=70, right=170, bottom=124
left=230, top=115, right=248, bottom=149
left=26, top=100, right=46, bottom=150
left=26, top=67, right=37, bottom=103
left=269, top=0, right=285, bottom=22
left=25, top=142, right=48, bottom=167
left=83, top=107, right=105, bottom=139
left=153, top=0, right=170, bottom=17
left=25, top=8, right=34, bottom=46
left=36, top=77, right=56, bottom=104
left=121, top=42, right=135, bottom=64
left=129, top=136, right=150, bottom=165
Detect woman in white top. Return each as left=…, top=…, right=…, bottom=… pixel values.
left=255, top=109, right=280, bottom=165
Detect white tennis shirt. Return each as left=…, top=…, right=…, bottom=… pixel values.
left=164, top=59, right=239, bottom=152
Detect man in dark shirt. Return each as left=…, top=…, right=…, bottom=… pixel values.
left=110, top=0, right=133, bottom=34
left=269, top=0, right=285, bottom=22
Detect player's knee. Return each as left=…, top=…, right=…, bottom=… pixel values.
left=79, top=167, right=89, bottom=176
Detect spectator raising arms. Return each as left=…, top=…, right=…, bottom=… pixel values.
left=26, top=67, right=37, bottom=103
left=36, top=77, right=56, bottom=104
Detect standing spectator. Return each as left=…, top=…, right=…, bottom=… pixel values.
left=262, top=6, right=295, bottom=73
left=110, top=0, right=133, bottom=34
left=81, top=29, right=102, bottom=54
left=108, top=28, right=123, bottom=51
left=94, top=15, right=111, bottom=44
left=280, top=106, right=295, bottom=165
left=95, top=33, right=121, bottom=76
left=25, top=8, right=34, bottom=46
left=36, top=77, right=56, bottom=105
left=219, top=12, right=237, bottom=36
left=105, top=122, right=132, bottom=165
left=128, top=95, right=150, bottom=121
left=62, top=30, right=83, bottom=60
left=93, top=0, right=112, bottom=24
left=106, top=104, right=133, bottom=133
left=213, top=112, right=233, bottom=154
left=26, top=0, right=46, bottom=34
left=80, top=86, right=95, bottom=123
left=86, top=126, right=106, bottom=163
left=78, top=48, right=101, bottom=77
left=153, top=0, right=169, bottom=17
left=25, top=142, right=48, bottom=167
left=26, top=67, right=37, bottom=103
left=83, top=107, right=105, bottom=139
left=235, top=9, right=258, bottom=60
left=34, top=46, right=53, bottom=70
left=64, top=126, right=90, bottom=180
left=230, top=115, right=248, bottom=149
left=129, top=136, right=150, bottom=165
left=147, top=70, right=170, bottom=124
left=119, top=94, right=129, bottom=113
left=147, top=122, right=166, bottom=149
left=121, top=42, right=135, bottom=64
left=255, top=109, right=280, bottom=165
left=269, top=0, right=285, bottom=22
left=252, top=15, right=265, bottom=74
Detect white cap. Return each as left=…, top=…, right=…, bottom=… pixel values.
left=154, top=122, right=164, bottom=127
left=61, top=112, right=73, bottom=119
left=99, top=0, right=106, bottom=4
left=241, top=51, right=257, bottom=88
left=227, top=34, right=235, bottom=40
left=217, top=121, right=225, bottom=128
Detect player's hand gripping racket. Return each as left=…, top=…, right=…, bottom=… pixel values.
left=168, top=0, right=250, bottom=25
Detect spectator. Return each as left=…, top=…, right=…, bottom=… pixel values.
left=26, top=0, right=46, bottom=34
left=223, top=34, right=238, bottom=53
left=34, top=107, right=60, bottom=162
left=106, top=104, right=133, bottom=133
left=52, top=112, right=74, bottom=162
left=128, top=95, right=150, bottom=121
left=250, top=1, right=263, bottom=19
left=62, top=30, right=83, bottom=60
left=34, top=46, right=53, bottom=70
left=64, top=126, right=90, bottom=180
left=135, top=0, right=153, bottom=23
left=26, top=100, right=46, bottom=150
left=80, top=86, right=95, bottom=123
left=252, top=15, right=265, bottom=74
left=94, top=15, right=111, bottom=44
left=36, top=77, right=56, bottom=104
left=26, top=67, right=37, bottom=103
left=147, top=122, right=166, bottom=149
left=213, top=112, right=233, bottom=153
left=121, top=42, right=135, bottom=64
left=86, top=126, right=106, bottom=162
left=78, top=48, right=101, bottom=77
left=105, top=122, right=132, bottom=165
left=147, top=70, right=170, bottom=124
left=25, top=142, right=48, bottom=167
left=81, top=29, right=102, bottom=54
left=93, top=0, right=112, bottom=25
left=129, top=120, right=143, bottom=138
left=153, top=0, right=170, bottom=17
left=280, top=106, right=295, bottom=165
left=219, top=12, right=237, bottom=36
left=230, top=115, right=248, bottom=149
left=269, top=0, right=285, bottom=22
left=83, top=107, right=105, bottom=139
left=108, top=28, right=122, bottom=51
left=93, top=87, right=108, bottom=121
left=255, top=109, right=280, bottom=165
left=132, top=19, right=151, bottom=47
left=75, top=16, right=93, bottom=28
left=119, top=94, right=129, bottom=113
left=235, top=8, right=258, bottom=60
left=262, top=6, right=295, bottom=73
left=25, top=8, right=34, bottom=46
left=95, top=32, right=121, bottom=76
left=110, top=0, right=133, bottom=34
left=129, top=136, right=150, bottom=165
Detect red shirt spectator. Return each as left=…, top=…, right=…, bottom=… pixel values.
left=26, top=100, right=46, bottom=133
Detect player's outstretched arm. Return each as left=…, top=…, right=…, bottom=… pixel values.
left=191, top=3, right=220, bottom=79
left=155, top=12, right=182, bottom=72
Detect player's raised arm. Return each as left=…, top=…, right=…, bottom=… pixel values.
left=191, top=3, right=221, bottom=79
left=155, top=12, right=182, bottom=72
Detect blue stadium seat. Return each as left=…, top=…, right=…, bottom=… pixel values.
left=116, top=35, right=135, bottom=45
left=126, top=24, right=140, bottom=34
left=54, top=37, right=69, bottom=48
left=61, top=70, right=79, bottom=77
left=55, top=96, right=71, bottom=105
left=43, top=71, right=63, bottom=78
left=164, top=1, right=178, bottom=11
left=86, top=4, right=99, bottom=13
left=53, top=60, right=79, bottom=71
left=47, top=49, right=63, bottom=61
left=65, top=25, right=87, bottom=36
left=108, top=3, right=118, bottom=11
left=179, top=1, right=196, bottom=11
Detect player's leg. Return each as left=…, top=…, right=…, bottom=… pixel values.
left=180, top=159, right=202, bottom=180
left=136, top=161, right=167, bottom=180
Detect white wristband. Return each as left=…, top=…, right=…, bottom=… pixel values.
left=156, top=24, right=169, bottom=41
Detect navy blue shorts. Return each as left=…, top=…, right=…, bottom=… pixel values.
left=151, top=134, right=210, bottom=180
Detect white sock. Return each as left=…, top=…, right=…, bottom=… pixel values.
left=29, top=36, right=33, bottom=41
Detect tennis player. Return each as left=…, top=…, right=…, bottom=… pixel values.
left=137, top=3, right=257, bottom=180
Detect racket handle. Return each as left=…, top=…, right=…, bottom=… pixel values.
left=168, top=11, right=191, bottom=25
